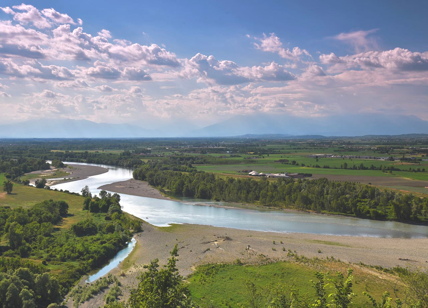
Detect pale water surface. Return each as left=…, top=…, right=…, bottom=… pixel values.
left=86, top=238, right=136, bottom=283
left=52, top=162, right=428, bottom=239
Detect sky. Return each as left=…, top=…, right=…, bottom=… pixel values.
left=1, top=0, right=428, bottom=131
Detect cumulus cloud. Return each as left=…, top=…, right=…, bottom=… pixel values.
left=301, top=65, right=326, bottom=78
left=86, top=63, right=121, bottom=80
left=34, top=89, right=63, bottom=98
left=97, top=29, right=111, bottom=39
left=1, top=3, right=428, bottom=123
left=123, top=67, right=152, bottom=81
left=95, top=85, right=114, bottom=92
left=253, top=33, right=311, bottom=61
left=56, top=80, right=89, bottom=88
left=0, top=21, right=49, bottom=58
left=0, top=91, right=11, bottom=97
left=320, top=48, right=428, bottom=72
left=129, top=86, right=142, bottom=94
left=41, top=8, right=75, bottom=24
left=181, top=53, right=295, bottom=85
left=6, top=4, right=51, bottom=29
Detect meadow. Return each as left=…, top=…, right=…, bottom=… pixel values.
left=188, top=259, right=407, bottom=307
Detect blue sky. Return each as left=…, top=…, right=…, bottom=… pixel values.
left=1, top=0, right=428, bottom=131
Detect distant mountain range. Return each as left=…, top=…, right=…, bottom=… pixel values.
left=188, top=114, right=428, bottom=137
left=0, top=119, right=157, bottom=138
left=0, top=114, right=427, bottom=138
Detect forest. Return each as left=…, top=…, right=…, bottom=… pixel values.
left=0, top=191, right=141, bottom=307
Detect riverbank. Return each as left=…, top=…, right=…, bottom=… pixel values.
left=42, top=163, right=108, bottom=186
left=69, top=221, right=428, bottom=307
left=99, top=179, right=171, bottom=200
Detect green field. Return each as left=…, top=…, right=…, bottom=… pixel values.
left=0, top=174, right=96, bottom=228
left=188, top=261, right=405, bottom=307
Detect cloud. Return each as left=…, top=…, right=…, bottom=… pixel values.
left=182, top=53, right=295, bottom=85
left=320, top=48, right=428, bottom=72
left=97, top=29, right=111, bottom=39
left=34, top=89, right=63, bottom=98
left=253, top=33, right=311, bottom=61
left=129, top=86, right=142, bottom=94
left=56, top=80, right=89, bottom=88
left=123, top=67, right=152, bottom=81
left=95, top=85, right=114, bottom=92
left=332, top=29, right=378, bottom=52
left=0, top=21, right=49, bottom=58
left=86, top=63, right=121, bottom=80
left=8, top=4, right=51, bottom=29
left=0, top=91, right=11, bottom=97
left=41, top=8, right=75, bottom=24
left=301, top=65, right=326, bottom=78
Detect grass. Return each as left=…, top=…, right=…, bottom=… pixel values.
left=193, top=149, right=428, bottom=182
left=187, top=260, right=405, bottom=307
left=0, top=173, right=92, bottom=228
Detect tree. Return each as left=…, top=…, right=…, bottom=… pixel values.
left=3, top=180, right=13, bottom=194
left=100, top=190, right=108, bottom=199
left=35, top=178, right=47, bottom=189
left=57, top=201, right=69, bottom=217
left=128, top=245, right=193, bottom=308
left=9, top=222, right=24, bottom=250
left=81, top=185, right=92, bottom=198
left=6, top=283, right=21, bottom=308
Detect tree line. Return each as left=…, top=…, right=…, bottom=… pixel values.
left=133, top=162, right=428, bottom=222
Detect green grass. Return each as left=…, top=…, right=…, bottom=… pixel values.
left=0, top=173, right=94, bottom=228
left=195, top=163, right=396, bottom=177
left=187, top=261, right=405, bottom=307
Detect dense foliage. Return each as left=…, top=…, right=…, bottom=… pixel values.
left=0, top=269, right=61, bottom=308
left=0, top=158, right=49, bottom=180
left=0, top=193, right=141, bottom=303
left=134, top=164, right=428, bottom=222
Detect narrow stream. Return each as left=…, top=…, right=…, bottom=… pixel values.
left=86, top=238, right=136, bottom=283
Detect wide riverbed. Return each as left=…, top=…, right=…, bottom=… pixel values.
left=52, top=162, right=428, bottom=238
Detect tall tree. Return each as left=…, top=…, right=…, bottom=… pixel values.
left=3, top=180, right=13, bottom=194
left=128, top=245, right=193, bottom=308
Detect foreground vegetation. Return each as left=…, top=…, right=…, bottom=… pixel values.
left=100, top=246, right=427, bottom=308
left=0, top=174, right=141, bottom=307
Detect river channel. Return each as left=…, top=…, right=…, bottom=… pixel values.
left=51, top=162, right=428, bottom=239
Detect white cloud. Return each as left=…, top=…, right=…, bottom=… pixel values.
left=253, top=33, right=311, bottom=61
left=123, top=67, right=152, bottom=81
left=181, top=53, right=295, bottom=85
left=320, top=48, right=428, bottom=72
left=9, top=4, right=51, bottom=29
left=41, top=8, right=75, bottom=24
left=97, top=29, right=111, bottom=39
left=95, top=85, right=114, bottom=92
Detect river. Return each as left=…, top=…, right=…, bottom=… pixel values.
left=51, top=162, right=428, bottom=239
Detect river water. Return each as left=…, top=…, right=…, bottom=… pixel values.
left=52, top=162, right=428, bottom=239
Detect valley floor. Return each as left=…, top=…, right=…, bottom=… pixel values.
left=66, top=222, right=428, bottom=307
